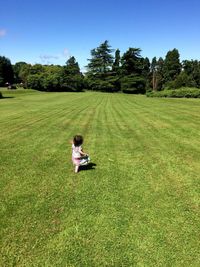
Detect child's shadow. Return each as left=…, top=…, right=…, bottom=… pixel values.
left=80, top=162, right=96, bottom=171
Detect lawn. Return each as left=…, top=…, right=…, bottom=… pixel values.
left=0, top=89, right=200, bottom=266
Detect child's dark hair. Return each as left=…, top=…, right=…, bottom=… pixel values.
left=73, top=135, right=83, bottom=147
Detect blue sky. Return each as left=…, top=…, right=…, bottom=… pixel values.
left=1, top=0, right=200, bottom=71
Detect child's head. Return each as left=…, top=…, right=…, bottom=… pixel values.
left=73, top=135, right=83, bottom=147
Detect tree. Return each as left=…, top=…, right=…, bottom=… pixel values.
left=62, top=56, right=84, bottom=91
left=156, top=57, right=164, bottom=90
left=13, top=62, right=27, bottom=83
left=121, top=48, right=143, bottom=75
left=27, top=74, right=43, bottom=90
left=86, top=40, right=116, bottom=92
left=121, top=75, right=146, bottom=94
left=151, top=57, right=158, bottom=91
left=182, top=60, right=200, bottom=87
left=120, top=48, right=146, bottom=93
left=172, top=71, right=196, bottom=89
left=163, top=48, right=181, bottom=84
left=25, top=59, right=84, bottom=92
left=29, top=64, right=45, bottom=75
left=65, top=56, right=81, bottom=75
left=141, top=57, right=150, bottom=90
left=150, top=57, right=164, bottom=91
left=18, top=63, right=31, bottom=86
left=112, top=49, right=121, bottom=72
left=0, top=56, right=14, bottom=86
left=141, top=57, right=150, bottom=77
left=87, top=40, right=114, bottom=77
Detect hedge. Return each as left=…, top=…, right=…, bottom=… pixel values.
left=146, top=88, right=200, bottom=98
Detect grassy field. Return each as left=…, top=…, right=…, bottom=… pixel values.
left=0, top=89, right=200, bottom=266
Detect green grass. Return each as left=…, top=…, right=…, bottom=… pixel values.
left=1, top=89, right=200, bottom=266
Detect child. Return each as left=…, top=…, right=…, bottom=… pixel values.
left=71, top=135, right=90, bottom=173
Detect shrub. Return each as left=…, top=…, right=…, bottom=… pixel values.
left=164, top=73, right=198, bottom=89
left=121, top=75, right=146, bottom=94
left=146, top=88, right=200, bottom=98
left=87, top=79, right=115, bottom=92
left=0, top=92, right=2, bottom=99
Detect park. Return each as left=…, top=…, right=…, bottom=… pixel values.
left=0, top=89, right=200, bottom=266
left=1, top=0, right=200, bottom=265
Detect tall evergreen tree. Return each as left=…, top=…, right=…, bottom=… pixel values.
left=140, top=57, right=150, bottom=91
left=62, top=56, right=84, bottom=91
left=112, top=49, right=121, bottom=72
left=87, top=40, right=114, bottom=77
left=156, top=57, right=164, bottom=90
left=141, top=57, right=150, bottom=77
left=112, top=49, right=121, bottom=91
left=163, top=48, right=181, bottom=84
left=86, top=41, right=117, bottom=92
left=65, top=56, right=81, bottom=75
left=121, top=48, right=142, bottom=75
left=120, top=48, right=146, bottom=93
left=182, top=60, right=200, bottom=87
left=150, top=57, right=164, bottom=91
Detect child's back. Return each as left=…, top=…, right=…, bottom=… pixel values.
left=71, top=135, right=90, bottom=173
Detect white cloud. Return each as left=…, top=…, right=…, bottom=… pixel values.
left=39, top=54, right=60, bottom=64
left=39, top=48, right=71, bottom=64
left=40, top=54, right=59, bottom=60
left=0, top=29, right=6, bottom=37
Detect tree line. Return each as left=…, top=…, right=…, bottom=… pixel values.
left=1, top=40, right=200, bottom=93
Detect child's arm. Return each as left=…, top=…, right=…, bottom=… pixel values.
left=79, top=148, right=88, bottom=156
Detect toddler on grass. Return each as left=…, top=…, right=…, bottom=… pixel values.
left=71, top=135, right=90, bottom=173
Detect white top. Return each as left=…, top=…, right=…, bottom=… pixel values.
left=72, top=144, right=82, bottom=158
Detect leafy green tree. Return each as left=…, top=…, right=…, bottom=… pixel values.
left=182, top=60, right=194, bottom=76
left=41, top=73, right=60, bottom=91
left=65, top=56, right=81, bottom=75
left=62, top=56, right=84, bottom=91
left=29, top=64, right=45, bottom=75
left=141, top=57, right=150, bottom=77
left=120, top=48, right=146, bottom=93
left=27, top=74, right=43, bottom=90
left=107, top=49, right=121, bottom=92
left=157, top=57, right=164, bottom=87
left=182, top=60, right=200, bottom=87
left=172, top=71, right=196, bottom=88
left=25, top=59, right=84, bottom=92
left=13, top=62, right=27, bottom=83
left=163, top=48, right=181, bottom=84
left=18, top=64, right=32, bottom=86
left=121, top=75, right=146, bottom=94
left=0, top=56, right=14, bottom=86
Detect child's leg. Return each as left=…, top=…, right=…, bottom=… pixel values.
left=75, top=165, right=79, bottom=173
